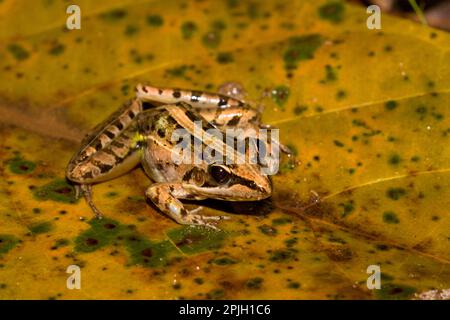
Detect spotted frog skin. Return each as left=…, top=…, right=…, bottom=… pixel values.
left=66, top=85, right=288, bottom=228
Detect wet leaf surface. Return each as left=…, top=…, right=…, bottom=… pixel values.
left=0, top=0, right=449, bottom=299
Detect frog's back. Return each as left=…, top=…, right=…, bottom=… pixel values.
left=138, top=104, right=207, bottom=184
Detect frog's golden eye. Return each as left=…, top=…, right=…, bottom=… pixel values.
left=208, top=165, right=231, bottom=184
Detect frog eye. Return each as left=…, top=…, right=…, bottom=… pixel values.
left=208, top=165, right=231, bottom=184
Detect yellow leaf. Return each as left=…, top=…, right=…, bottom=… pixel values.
left=0, top=0, right=449, bottom=299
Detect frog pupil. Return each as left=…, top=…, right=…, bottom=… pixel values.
left=210, top=165, right=230, bottom=184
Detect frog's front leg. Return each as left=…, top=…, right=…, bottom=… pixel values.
left=145, top=183, right=228, bottom=229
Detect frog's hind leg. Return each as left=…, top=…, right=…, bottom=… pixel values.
left=66, top=102, right=143, bottom=219
left=279, top=143, right=293, bottom=155
left=76, top=184, right=103, bottom=219
left=136, top=84, right=246, bottom=109
left=197, top=105, right=262, bottom=130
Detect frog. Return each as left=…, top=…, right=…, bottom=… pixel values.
left=66, top=84, right=289, bottom=229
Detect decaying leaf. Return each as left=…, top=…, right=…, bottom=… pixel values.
left=0, top=0, right=449, bottom=299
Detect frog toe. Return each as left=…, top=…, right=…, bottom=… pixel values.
left=187, top=213, right=229, bottom=230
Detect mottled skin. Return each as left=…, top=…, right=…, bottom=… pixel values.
left=67, top=85, right=287, bottom=228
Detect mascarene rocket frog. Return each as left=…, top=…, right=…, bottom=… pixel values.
left=66, top=84, right=289, bottom=229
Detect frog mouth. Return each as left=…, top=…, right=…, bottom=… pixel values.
left=186, top=182, right=271, bottom=201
